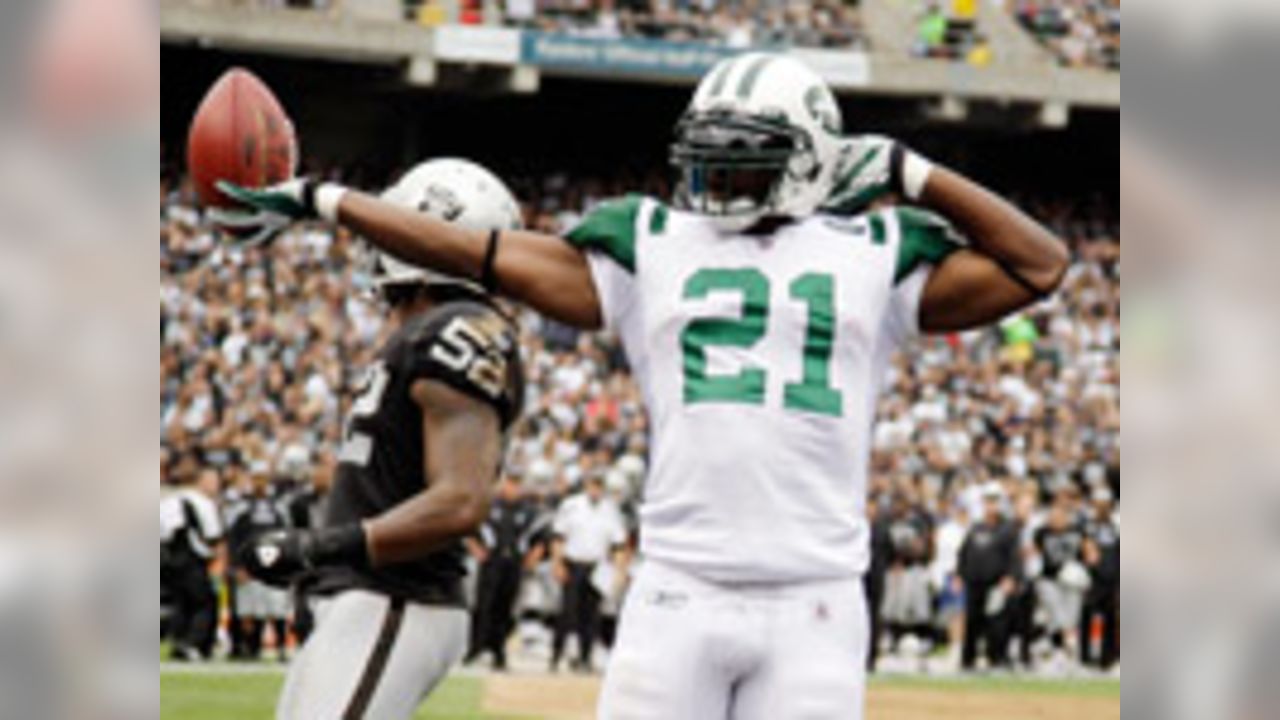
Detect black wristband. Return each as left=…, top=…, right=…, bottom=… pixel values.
left=305, top=523, right=369, bottom=568
left=480, top=229, right=502, bottom=293
left=995, top=258, right=1053, bottom=299
left=301, top=178, right=319, bottom=215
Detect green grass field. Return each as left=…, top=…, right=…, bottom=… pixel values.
left=160, top=670, right=530, bottom=720
left=161, top=665, right=1119, bottom=720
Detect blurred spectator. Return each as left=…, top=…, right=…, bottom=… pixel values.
left=1080, top=485, right=1119, bottom=669
left=224, top=462, right=293, bottom=661
left=882, top=490, right=935, bottom=664
left=930, top=503, right=969, bottom=666
left=1012, top=0, right=1120, bottom=70
left=913, top=0, right=981, bottom=60
left=864, top=499, right=892, bottom=671
left=510, top=0, right=869, bottom=50
left=160, top=466, right=223, bottom=661
left=965, top=33, right=992, bottom=67
left=1032, top=498, right=1089, bottom=671
left=957, top=484, right=1021, bottom=670
left=915, top=3, right=948, bottom=57
left=550, top=474, right=626, bottom=672
left=465, top=474, right=548, bottom=671
left=279, top=452, right=336, bottom=643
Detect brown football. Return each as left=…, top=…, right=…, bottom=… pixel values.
left=186, top=67, right=297, bottom=208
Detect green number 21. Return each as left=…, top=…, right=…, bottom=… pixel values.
left=681, top=268, right=842, bottom=417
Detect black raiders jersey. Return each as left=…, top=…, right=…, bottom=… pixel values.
left=310, top=300, right=524, bottom=604
left=1083, top=517, right=1120, bottom=584
left=887, top=511, right=933, bottom=566
left=1035, top=523, right=1085, bottom=580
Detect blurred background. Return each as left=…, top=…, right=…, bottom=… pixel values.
left=159, top=1, right=1120, bottom=717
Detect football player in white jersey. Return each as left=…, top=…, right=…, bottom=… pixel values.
left=218, top=52, right=1068, bottom=719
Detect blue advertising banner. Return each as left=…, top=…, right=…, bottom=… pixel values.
left=520, top=33, right=742, bottom=78
left=519, top=33, right=871, bottom=87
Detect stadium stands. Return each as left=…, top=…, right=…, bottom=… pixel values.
left=1010, top=0, right=1120, bottom=70
left=503, top=0, right=869, bottom=50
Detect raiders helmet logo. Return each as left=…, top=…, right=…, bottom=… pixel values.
left=256, top=544, right=281, bottom=568
left=418, top=184, right=465, bottom=222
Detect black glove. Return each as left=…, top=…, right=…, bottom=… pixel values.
left=238, top=524, right=369, bottom=588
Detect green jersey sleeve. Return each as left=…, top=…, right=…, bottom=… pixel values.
left=564, top=195, right=643, bottom=273
left=891, top=207, right=963, bottom=285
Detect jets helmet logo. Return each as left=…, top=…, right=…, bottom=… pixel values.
left=804, top=85, right=840, bottom=135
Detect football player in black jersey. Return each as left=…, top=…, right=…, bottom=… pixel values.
left=1033, top=499, right=1090, bottom=672
left=237, top=159, right=525, bottom=720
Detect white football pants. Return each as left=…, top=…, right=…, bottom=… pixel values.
left=599, top=560, right=868, bottom=720
left=277, top=589, right=467, bottom=720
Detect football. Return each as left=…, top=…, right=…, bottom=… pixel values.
left=186, top=67, right=297, bottom=208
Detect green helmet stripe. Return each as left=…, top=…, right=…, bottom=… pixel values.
left=705, top=59, right=735, bottom=98
left=830, top=145, right=882, bottom=199
left=735, top=55, right=774, bottom=100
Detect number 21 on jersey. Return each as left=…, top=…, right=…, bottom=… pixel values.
left=681, top=268, right=842, bottom=417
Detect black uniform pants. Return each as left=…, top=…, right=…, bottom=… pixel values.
left=962, top=581, right=1010, bottom=670
left=864, top=571, right=886, bottom=671
left=553, top=561, right=599, bottom=666
left=1007, top=585, right=1036, bottom=666
left=166, top=559, right=217, bottom=658
left=469, top=557, right=522, bottom=663
left=1080, top=582, right=1119, bottom=669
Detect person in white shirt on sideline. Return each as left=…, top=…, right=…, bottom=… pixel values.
left=549, top=474, right=626, bottom=672
left=160, top=466, right=224, bottom=661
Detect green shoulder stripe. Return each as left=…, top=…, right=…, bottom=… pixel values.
left=892, top=207, right=962, bottom=285
left=564, top=195, right=642, bottom=273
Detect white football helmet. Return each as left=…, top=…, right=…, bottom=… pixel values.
left=671, top=52, right=844, bottom=233
left=374, top=158, right=522, bottom=296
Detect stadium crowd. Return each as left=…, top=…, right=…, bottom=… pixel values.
left=912, top=1, right=987, bottom=64
left=501, top=0, right=868, bottom=50
left=215, top=0, right=1120, bottom=69
left=161, top=162, right=1118, bottom=675
left=1010, top=0, right=1120, bottom=70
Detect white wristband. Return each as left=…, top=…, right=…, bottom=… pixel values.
left=314, top=183, right=349, bottom=223
left=901, top=151, right=934, bottom=201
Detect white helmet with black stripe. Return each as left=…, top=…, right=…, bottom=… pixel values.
left=374, top=158, right=522, bottom=297
left=671, top=52, right=843, bottom=233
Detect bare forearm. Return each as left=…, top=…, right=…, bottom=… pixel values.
left=337, top=192, right=603, bottom=328
left=920, top=166, right=1069, bottom=292
left=363, top=483, right=491, bottom=566
left=339, top=191, right=489, bottom=282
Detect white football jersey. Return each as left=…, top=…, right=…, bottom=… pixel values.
left=567, top=197, right=960, bottom=583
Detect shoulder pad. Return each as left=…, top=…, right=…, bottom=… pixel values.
left=887, top=207, right=963, bottom=285
left=564, top=195, right=647, bottom=273
left=406, top=302, right=524, bottom=427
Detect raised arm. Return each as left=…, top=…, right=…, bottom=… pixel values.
left=825, top=138, right=1070, bottom=333
left=337, top=192, right=603, bottom=329
left=216, top=179, right=604, bottom=329
left=914, top=166, right=1070, bottom=332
